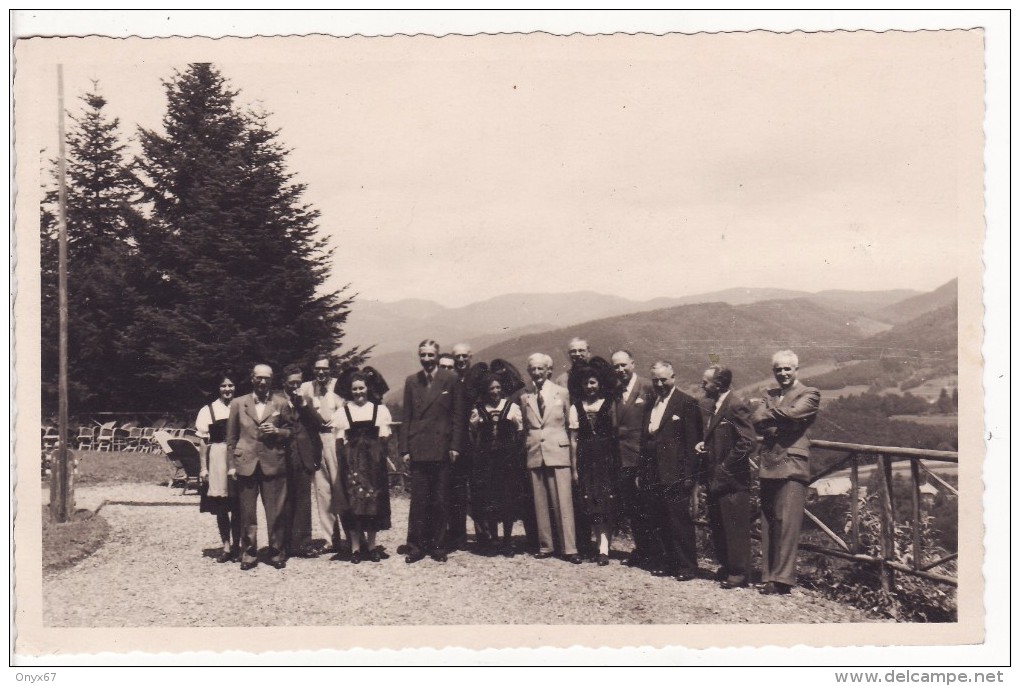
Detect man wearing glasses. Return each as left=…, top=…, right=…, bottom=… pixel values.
left=750, top=350, right=821, bottom=595
left=300, top=357, right=346, bottom=555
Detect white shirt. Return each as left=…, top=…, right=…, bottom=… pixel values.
left=568, top=398, right=606, bottom=430
left=195, top=399, right=230, bottom=440
left=648, top=387, right=675, bottom=433
left=253, top=393, right=269, bottom=422
left=335, top=401, right=393, bottom=442
left=713, top=390, right=731, bottom=415
left=299, top=380, right=345, bottom=433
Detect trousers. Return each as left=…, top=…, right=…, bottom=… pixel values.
left=406, top=461, right=450, bottom=555
left=760, top=478, right=807, bottom=586
left=236, top=464, right=288, bottom=564
left=530, top=465, right=577, bottom=555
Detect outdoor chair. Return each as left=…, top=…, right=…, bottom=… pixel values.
left=140, top=427, right=156, bottom=453
left=76, top=426, right=95, bottom=450
left=94, top=421, right=117, bottom=451
left=159, top=432, right=203, bottom=494
left=123, top=427, right=145, bottom=452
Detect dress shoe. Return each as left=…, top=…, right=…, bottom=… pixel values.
left=240, top=560, right=257, bottom=571
left=369, top=548, right=382, bottom=563
left=622, top=553, right=645, bottom=568
left=652, top=567, right=677, bottom=578
left=405, top=552, right=426, bottom=564
left=713, top=567, right=729, bottom=582
left=533, top=551, right=554, bottom=560
left=350, top=551, right=362, bottom=564
left=269, top=558, right=287, bottom=570
left=501, top=543, right=515, bottom=558
left=396, top=544, right=410, bottom=555
left=760, top=581, right=792, bottom=595
left=675, top=570, right=696, bottom=582
left=431, top=551, right=448, bottom=563
left=596, top=554, right=610, bottom=567
left=565, top=554, right=584, bottom=565
left=720, top=577, right=748, bottom=589
left=216, top=550, right=232, bottom=564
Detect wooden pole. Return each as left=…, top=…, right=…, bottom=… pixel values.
left=49, top=64, right=72, bottom=523
left=910, top=459, right=923, bottom=570
left=850, top=456, right=860, bottom=554
left=875, top=453, right=897, bottom=616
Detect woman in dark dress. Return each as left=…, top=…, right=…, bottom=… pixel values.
left=336, top=370, right=393, bottom=563
left=196, top=373, right=241, bottom=563
left=568, top=360, right=619, bottom=565
left=468, top=367, right=525, bottom=557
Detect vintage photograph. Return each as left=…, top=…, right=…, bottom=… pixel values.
left=12, top=15, right=996, bottom=659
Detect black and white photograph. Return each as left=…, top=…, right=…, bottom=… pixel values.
left=10, top=11, right=1006, bottom=665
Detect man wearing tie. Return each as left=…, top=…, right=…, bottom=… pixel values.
left=447, top=342, right=475, bottom=550
left=696, top=365, right=757, bottom=588
left=521, top=353, right=582, bottom=564
left=640, top=361, right=704, bottom=581
left=226, top=363, right=294, bottom=570
left=399, top=339, right=465, bottom=563
left=751, top=350, right=821, bottom=595
left=611, top=350, right=656, bottom=568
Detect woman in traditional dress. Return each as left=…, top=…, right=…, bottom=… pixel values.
left=567, top=359, right=619, bottom=565
left=335, top=370, right=393, bottom=563
left=468, top=368, right=525, bottom=556
left=196, top=373, right=241, bottom=563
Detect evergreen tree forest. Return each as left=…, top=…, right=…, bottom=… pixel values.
left=40, top=64, right=364, bottom=416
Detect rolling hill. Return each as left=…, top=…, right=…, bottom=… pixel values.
left=873, top=278, right=957, bottom=324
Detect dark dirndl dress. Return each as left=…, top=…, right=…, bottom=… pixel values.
left=574, top=399, right=618, bottom=526
left=339, top=403, right=391, bottom=531
left=470, top=401, right=528, bottom=523
left=199, top=414, right=238, bottom=515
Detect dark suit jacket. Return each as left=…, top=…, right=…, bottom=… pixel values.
left=701, top=392, right=757, bottom=495
left=285, top=397, right=329, bottom=474
left=226, top=392, right=294, bottom=477
left=640, top=388, right=704, bottom=497
left=751, top=381, right=821, bottom=483
left=399, top=368, right=465, bottom=462
left=615, top=375, right=654, bottom=469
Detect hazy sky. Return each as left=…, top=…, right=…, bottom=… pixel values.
left=21, top=29, right=982, bottom=308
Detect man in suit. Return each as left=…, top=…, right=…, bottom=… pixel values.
left=521, top=353, right=582, bottom=564
left=447, top=342, right=475, bottom=550
left=400, top=339, right=465, bottom=563
left=640, top=361, right=704, bottom=581
left=299, top=357, right=345, bottom=554
left=611, top=349, right=656, bottom=568
left=696, top=365, right=757, bottom=588
left=226, top=363, right=294, bottom=570
left=750, top=350, right=821, bottom=595
left=553, top=336, right=592, bottom=390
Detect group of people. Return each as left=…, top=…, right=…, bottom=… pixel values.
left=196, top=336, right=820, bottom=596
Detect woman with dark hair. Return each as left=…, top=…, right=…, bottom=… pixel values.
left=196, top=373, right=241, bottom=563
left=468, top=367, right=525, bottom=556
left=567, top=358, right=619, bottom=565
left=335, top=370, right=393, bottom=563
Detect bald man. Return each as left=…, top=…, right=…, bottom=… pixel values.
left=226, top=364, right=294, bottom=570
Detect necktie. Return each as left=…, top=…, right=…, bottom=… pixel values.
left=426, top=372, right=433, bottom=387
left=536, top=385, right=545, bottom=417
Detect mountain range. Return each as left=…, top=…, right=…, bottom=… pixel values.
left=343, top=281, right=955, bottom=400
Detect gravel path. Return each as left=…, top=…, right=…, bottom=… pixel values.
left=44, top=483, right=886, bottom=627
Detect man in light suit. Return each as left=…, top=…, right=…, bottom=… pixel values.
left=400, top=339, right=465, bottom=563
left=750, top=350, right=821, bottom=595
left=640, top=361, right=704, bottom=581
left=226, top=363, right=294, bottom=570
left=611, top=350, right=656, bottom=568
left=554, top=337, right=594, bottom=556
left=521, top=353, right=582, bottom=564
left=299, top=357, right=345, bottom=554
left=696, top=365, right=757, bottom=588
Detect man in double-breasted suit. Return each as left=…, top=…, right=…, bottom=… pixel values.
left=640, top=361, right=704, bottom=580
left=226, top=364, right=294, bottom=570
left=611, top=350, right=656, bottom=567
left=399, top=339, right=466, bottom=563
left=751, top=350, right=821, bottom=595
left=696, top=365, right=757, bottom=588
left=521, top=352, right=582, bottom=563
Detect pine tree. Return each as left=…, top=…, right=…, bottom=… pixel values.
left=126, top=64, right=363, bottom=411
left=40, top=85, right=144, bottom=414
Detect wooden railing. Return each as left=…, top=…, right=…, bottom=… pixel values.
left=799, top=439, right=958, bottom=591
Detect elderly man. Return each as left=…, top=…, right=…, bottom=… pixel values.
left=554, top=336, right=593, bottom=391
left=400, top=339, right=465, bottom=563
left=696, top=365, right=757, bottom=588
left=226, top=364, right=294, bottom=570
left=640, top=361, right=704, bottom=581
left=299, top=357, right=346, bottom=554
left=447, top=342, right=474, bottom=550
left=521, top=353, right=582, bottom=563
left=751, top=350, right=821, bottom=595
left=611, top=350, right=656, bottom=568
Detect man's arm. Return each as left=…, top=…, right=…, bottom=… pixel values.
left=764, top=388, right=821, bottom=423
left=721, top=400, right=758, bottom=472
left=398, top=378, right=411, bottom=459
left=449, top=376, right=466, bottom=456
left=226, top=399, right=240, bottom=473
